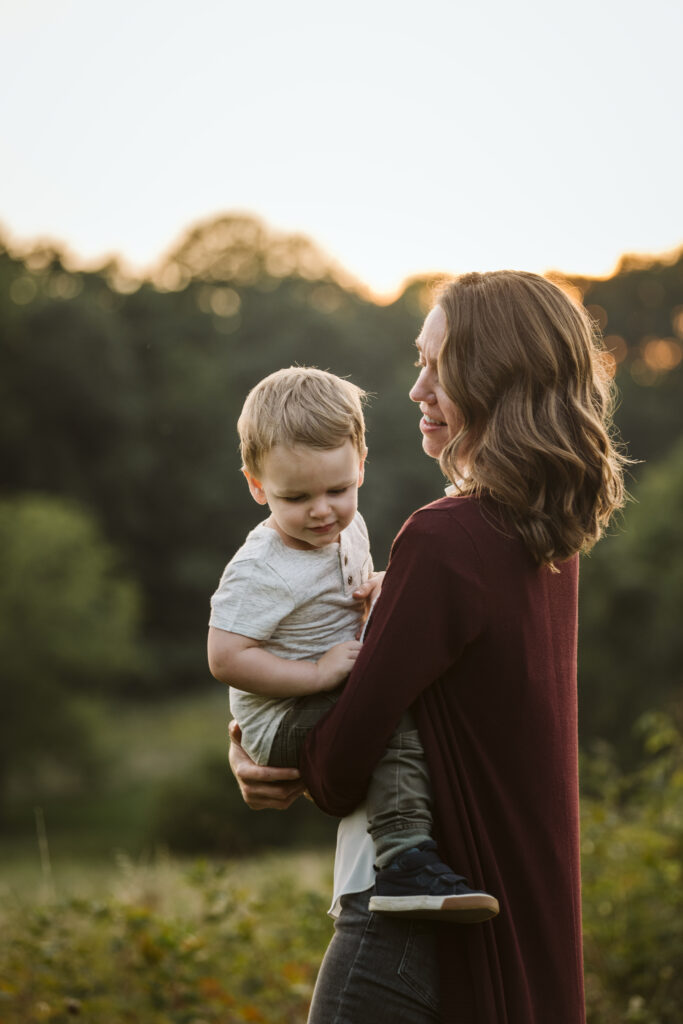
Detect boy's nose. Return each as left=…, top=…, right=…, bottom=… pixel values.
left=310, top=497, right=332, bottom=518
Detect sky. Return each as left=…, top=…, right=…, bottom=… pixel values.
left=2, top=0, right=682, bottom=299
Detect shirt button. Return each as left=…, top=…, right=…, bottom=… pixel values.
left=347, top=575, right=353, bottom=585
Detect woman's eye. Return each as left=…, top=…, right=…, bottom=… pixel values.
left=415, top=359, right=439, bottom=383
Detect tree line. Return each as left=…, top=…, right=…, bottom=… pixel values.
left=1, top=214, right=682, bottom=809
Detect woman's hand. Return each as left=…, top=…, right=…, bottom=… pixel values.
left=353, top=571, right=386, bottom=637
left=228, top=720, right=306, bottom=810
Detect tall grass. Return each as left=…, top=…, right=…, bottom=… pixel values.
left=0, top=851, right=334, bottom=1024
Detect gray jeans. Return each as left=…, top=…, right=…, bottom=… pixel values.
left=269, top=696, right=432, bottom=868
left=307, top=886, right=441, bottom=1023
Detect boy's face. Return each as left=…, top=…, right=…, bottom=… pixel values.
left=244, top=439, right=366, bottom=550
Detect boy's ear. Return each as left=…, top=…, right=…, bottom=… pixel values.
left=357, top=446, right=368, bottom=488
left=242, top=467, right=269, bottom=506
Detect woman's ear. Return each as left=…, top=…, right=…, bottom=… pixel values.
left=241, top=467, right=269, bottom=506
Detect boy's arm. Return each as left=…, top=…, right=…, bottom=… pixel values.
left=207, top=626, right=361, bottom=697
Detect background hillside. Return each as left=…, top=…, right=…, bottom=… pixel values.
left=3, top=215, right=683, bottom=1022
left=2, top=212, right=682, bottom=836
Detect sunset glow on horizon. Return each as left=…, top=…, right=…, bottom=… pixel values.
left=2, top=0, right=682, bottom=299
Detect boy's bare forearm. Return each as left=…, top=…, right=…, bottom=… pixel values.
left=211, top=644, right=323, bottom=697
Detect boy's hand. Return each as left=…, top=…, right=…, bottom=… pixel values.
left=353, top=571, right=386, bottom=637
left=315, top=639, right=362, bottom=690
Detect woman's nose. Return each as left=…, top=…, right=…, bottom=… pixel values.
left=410, top=369, right=433, bottom=404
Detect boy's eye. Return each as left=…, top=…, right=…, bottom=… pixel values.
left=283, top=495, right=305, bottom=503
left=328, top=487, right=348, bottom=495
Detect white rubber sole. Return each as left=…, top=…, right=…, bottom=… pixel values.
left=368, top=893, right=500, bottom=923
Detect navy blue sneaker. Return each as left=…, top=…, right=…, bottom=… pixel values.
left=368, top=841, right=499, bottom=922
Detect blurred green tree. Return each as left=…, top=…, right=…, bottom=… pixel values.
left=0, top=495, right=144, bottom=815
left=579, top=438, right=683, bottom=761
left=2, top=229, right=682, bottom=743
left=573, top=248, right=683, bottom=465
left=151, top=752, right=338, bottom=856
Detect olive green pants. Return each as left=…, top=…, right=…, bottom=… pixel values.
left=269, top=696, right=432, bottom=868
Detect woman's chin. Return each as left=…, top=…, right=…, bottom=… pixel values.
left=421, top=435, right=447, bottom=460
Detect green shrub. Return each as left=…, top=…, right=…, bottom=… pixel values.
left=0, top=495, right=145, bottom=813
left=0, top=855, right=333, bottom=1023
left=4, top=718, right=682, bottom=1022
left=579, top=440, right=683, bottom=762
left=151, top=755, right=338, bottom=856
left=582, top=713, right=683, bottom=1022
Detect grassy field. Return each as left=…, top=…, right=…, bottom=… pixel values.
left=3, top=693, right=682, bottom=1023
left=0, top=850, right=334, bottom=1024
left=2, top=830, right=679, bottom=1024
left=0, top=691, right=338, bottom=1023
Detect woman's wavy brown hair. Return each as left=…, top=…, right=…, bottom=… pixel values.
left=435, top=271, right=628, bottom=569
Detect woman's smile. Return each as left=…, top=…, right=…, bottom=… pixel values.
left=420, top=412, right=447, bottom=429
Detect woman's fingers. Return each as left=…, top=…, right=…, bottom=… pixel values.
left=352, top=572, right=386, bottom=637
left=239, top=778, right=306, bottom=810
left=229, top=722, right=301, bottom=781
left=228, top=719, right=305, bottom=809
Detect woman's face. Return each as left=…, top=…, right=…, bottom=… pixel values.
left=409, top=305, right=464, bottom=460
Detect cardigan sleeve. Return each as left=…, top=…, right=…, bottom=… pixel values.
left=299, top=504, right=488, bottom=817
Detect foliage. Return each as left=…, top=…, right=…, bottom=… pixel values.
left=578, top=440, right=683, bottom=760
left=2, top=218, right=681, bottom=1021
left=582, top=713, right=683, bottom=1022
left=151, top=754, right=338, bottom=856
left=2, top=230, right=681, bottom=683
left=1, top=219, right=682, bottom=802
left=2, top=715, right=683, bottom=1024
left=0, top=229, right=438, bottom=694
left=576, top=250, right=683, bottom=465
left=2, top=691, right=233, bottom=860
left=0, top=495, right=144, bottom=809
left=0, top=854, right=333, bottom=1024
left=155, top=212, right=356, bottom=291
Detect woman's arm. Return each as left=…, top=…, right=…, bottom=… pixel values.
left=299, top=508, right=486, bottom=817
left=228, top=721, right=305, bottom=809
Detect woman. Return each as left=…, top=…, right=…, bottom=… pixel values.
left=229, top=271, right=627, bottom=1023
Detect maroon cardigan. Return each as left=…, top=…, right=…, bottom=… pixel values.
left=300, top=496, right=585, bottom=1024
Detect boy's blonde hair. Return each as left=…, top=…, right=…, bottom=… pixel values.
left=238, top=366, right=367, bottom=477
left=434, top=271, right=628, bottom=569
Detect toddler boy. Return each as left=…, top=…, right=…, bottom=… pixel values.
left=208, top=366, right=498, bottom=921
